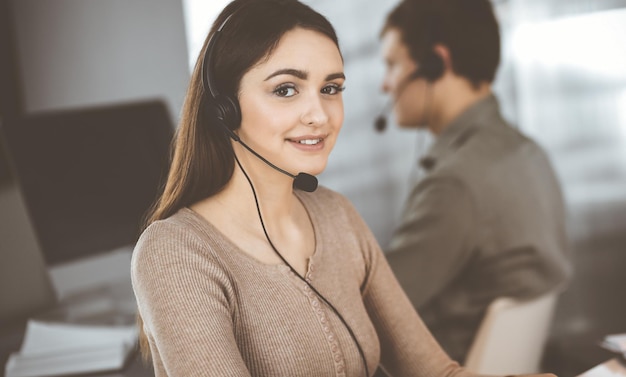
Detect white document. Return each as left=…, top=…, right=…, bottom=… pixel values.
left=5, top=316, right=138, bottom=377
left=602, top=334, right=626, bottom=355
left=576, top=359, right=626, bottom=377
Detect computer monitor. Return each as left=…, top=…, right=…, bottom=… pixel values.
left=3, top=100, right=174, bottom=266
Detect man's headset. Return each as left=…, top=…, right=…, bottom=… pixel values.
left=375, top=30, right=444, bottom=132
left=201, top=13, right=318, bottom=192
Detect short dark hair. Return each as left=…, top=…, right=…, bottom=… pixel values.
left=383, top=0, right=500, bottom=86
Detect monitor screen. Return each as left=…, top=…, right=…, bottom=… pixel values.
left=4, top=100, right=174, bottom=265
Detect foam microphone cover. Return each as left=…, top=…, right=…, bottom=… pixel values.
left=293, top=173, right=318, bottom=192
left=375, top=115, right=387, bottom=132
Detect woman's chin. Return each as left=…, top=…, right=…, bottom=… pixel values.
left=296, top=164, right=326, bottom=177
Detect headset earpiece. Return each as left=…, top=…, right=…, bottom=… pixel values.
left=415, top=10, right=445, bottom=82
left=212, top=94, right=242, bottom=141
left=419, top=51, right=444, bottom=82
left=202, top=14, right=242, bottom=140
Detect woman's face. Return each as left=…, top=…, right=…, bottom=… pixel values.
left=237, top=27, right=345, bottom=178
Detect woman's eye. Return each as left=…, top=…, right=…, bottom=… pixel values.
left=321, top=84, right=345, bottom=95
left=274, top=85, right=297, bottom=97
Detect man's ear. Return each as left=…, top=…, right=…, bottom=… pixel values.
left=433, top=44, right=453, bottom=73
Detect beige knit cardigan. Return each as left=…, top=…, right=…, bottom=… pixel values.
left=131, top=186, right=483, bottom=377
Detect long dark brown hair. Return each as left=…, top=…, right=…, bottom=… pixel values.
left=137, top=0, right=340, bottom=360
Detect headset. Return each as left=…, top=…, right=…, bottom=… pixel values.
left=201, top=12, right=318, bottom=192
left=201, top=6, right=371, bottom=377
left=373, top=57, right=442, bottom=132
left=201, top=14, right=241, bottom=141
left=415, top=46, right=445, bottom=82
left=375, top=9, right=444, bottom=132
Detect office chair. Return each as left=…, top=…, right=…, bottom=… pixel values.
left=464, top=290, right=559, bottom=375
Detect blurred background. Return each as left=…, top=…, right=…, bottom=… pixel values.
left=1, top=0, right=625, bottom=375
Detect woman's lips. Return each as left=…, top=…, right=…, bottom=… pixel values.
left=287, top=136, right=326, bottom=151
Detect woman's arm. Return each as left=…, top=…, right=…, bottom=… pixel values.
left=131, top=221, right=251, bottom=376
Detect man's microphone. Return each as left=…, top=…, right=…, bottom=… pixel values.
left=374, top=99, right=393, bottom=132
left=227, top=129, right=318, bottom=192
left=374, top=70, right=420, bottom=132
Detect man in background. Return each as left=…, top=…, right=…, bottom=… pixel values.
left=379, top=0, right=572, bottom=363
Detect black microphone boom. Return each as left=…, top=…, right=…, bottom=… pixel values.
left=374, top=70, right=420, bottom=132
left=374, top=115, right=387, bottom=132
left=236, top=137, right=318, bottom=192
left=374, top=98, right=393, bottom=132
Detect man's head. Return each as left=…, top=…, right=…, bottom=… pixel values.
left=380, top=0, right=500, bottom=130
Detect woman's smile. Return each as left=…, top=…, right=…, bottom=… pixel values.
left=286, top=134, right=328, bottom=151
left=237, top=27, right=345, bottom=176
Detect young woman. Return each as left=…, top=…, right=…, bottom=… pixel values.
left=131, top=0, right=558, bottom=376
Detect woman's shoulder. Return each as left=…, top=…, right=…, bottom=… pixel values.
left=137, top=209, right=201, bottom=246
left=130, top=209, right=235, bottom=306
left=132, top=209, right=210, bottom=270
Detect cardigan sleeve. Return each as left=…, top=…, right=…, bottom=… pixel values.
left=337, top=194, right=479, bottom=377
left=131, top=221, right=252, bottom=377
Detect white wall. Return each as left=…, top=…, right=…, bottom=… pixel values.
left=495, top=3, right=626, bottom=242
left=11, top=0, right=190, bottom=121
left=181, top=0, right=230, bottom=71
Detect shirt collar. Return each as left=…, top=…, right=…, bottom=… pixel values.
left=419, top=93, right=502, bottom=170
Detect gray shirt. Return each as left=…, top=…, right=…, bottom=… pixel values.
left=386, top=94, right=572, bottom=363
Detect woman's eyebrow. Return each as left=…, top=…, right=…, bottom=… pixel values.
left=264, top=69, right=345, bottom=81
left=264, top=68, right=307, bottom=81
left=326, top=72, right=345, bottom=81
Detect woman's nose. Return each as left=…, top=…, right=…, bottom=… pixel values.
left=300, top=96, right=329, bottom=126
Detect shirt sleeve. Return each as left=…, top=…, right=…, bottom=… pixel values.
left=338, top=194, right=476, bottom=377
left=131, top=221, right=252, bottom=377
left=386, top=176, right=476, bottom=309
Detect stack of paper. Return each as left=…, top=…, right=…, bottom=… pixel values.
left=577, top=333, right=626, bottom=377
left=4, top=318, right=138, bottom=377
left=602, top=333, right=626, bottom=356
left=577, top=359, right=626, bottom=377
left=4, top=253, right=139, bottom=377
